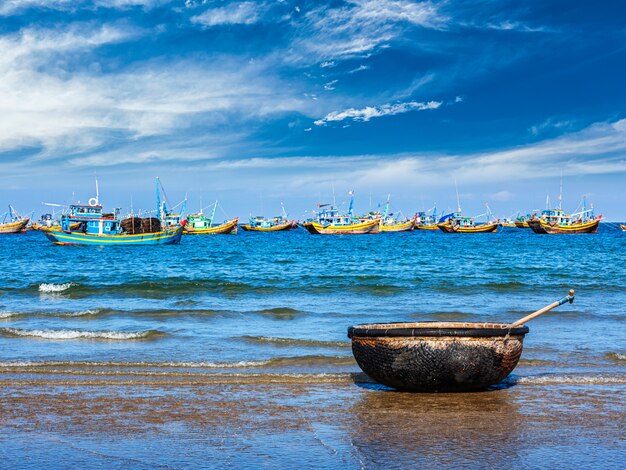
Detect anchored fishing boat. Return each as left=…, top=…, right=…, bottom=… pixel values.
left=0, top=206, right=29, bottom=234
left=183, top=200, right=238, bottom=234
left=241, top=205, right=296, bottom=232
left=349, top=290, right=575, bottom=392
left=527, top=197, right=600, bottom=234
left=302, top=191, right=379, bottom=235
left=415, top=206, right=439, bottom=230
left=437, top=213, right=499, bottom=233
left=40, top=180, right=185, bottom=245
left=377, top=196, right=416, bottom=232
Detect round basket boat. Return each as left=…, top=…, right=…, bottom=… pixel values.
left=348, top=322, right=529, bottom=392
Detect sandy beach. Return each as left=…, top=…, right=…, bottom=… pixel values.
left=1, top=366, right=624, bottom=468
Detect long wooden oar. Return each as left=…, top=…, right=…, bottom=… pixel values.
left=509, top=289, right=575, bottom=328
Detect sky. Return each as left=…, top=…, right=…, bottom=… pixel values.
left=1, top=0, right=625, bottom=221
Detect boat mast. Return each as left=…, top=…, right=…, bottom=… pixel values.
left=348, top=190, right=355, bottom=216
left=281, top=202, right=288, bottom=219
left=558, top=172, right=563, bottom=210
left=156, top=177, right=162, bottom=222
left=383, top=194, right=390, bottom=218
left=209, top=200, right=218, bottom=227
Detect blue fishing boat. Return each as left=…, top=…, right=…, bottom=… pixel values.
left=40, top=181, right=185, bottom=245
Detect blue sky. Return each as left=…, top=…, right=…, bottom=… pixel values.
left=1, top=0, right=625, bottom=220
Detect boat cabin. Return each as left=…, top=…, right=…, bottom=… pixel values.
left=315, top=206, right=352, bottom=226
left=62, top=204, right=120, bottom=235
left=540, top=209, right=571, bottom=226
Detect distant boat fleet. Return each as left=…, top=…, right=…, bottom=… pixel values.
left=0, top=179, right=611, bottom=245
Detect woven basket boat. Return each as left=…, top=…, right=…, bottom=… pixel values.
left=348, top=322, right=529, bottom=392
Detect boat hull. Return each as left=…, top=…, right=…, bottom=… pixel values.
left=415, top=224, right=439, bottom=231
left=621, top=224, right=626, bottom=231
left=437, top=222, right=498, bottom=233
left=42, top=226, right=184, bottom=245
left=379, top=220, right=415, bottom=232
left=514, top=221, right=530, bottom=229
left=528, top=218, right=600, bottom=234
left=183, top=218, right=239, bottom=235
left=240, top=220, right=295, bottom=232
left=0, top=219, right=29, bottom=234
left=302, top=220, right=379, bottom=235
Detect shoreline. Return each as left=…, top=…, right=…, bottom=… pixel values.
left=1, top=371, right=624, bottom=468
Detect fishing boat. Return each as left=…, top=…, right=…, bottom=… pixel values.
left=240, top=204, right=297, bottom=232
left=0, top=206, right=29, bottom=234
left=437, top=213, right=499, bottom=233
left=527, top=197, right=601, bottom=234
left=241, top=216, right=295, bottom=232
left=436, top=191, right=498, bottom=233
left=302, top=192, right=379, bottom=235
left=184, top=213, right=239, bottom=234
left=40, top=203, right=184, bottom=245
left=377, top=196, right=416, bottom=232
left=620, top=224, right=626, bottom=231
left=182, top=199, right=238, bottom=235
left=40, top=180, right=185, bottom=245
left=415, top=207, right=439, bottom=231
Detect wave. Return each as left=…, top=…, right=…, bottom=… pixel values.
left=0, top=355, right=355, bottom=370
left=0, top=311, right=19, bottom=319
left=38, top=283, right=74, bottom=293
left=254, top=307, right=306, bottom=319
left=0, top=328, right=165, bottom=340
left=503, top=373, right=626, bottom=385
left=239, top=335, right=350, bottom=349
left=605, top=352, right=626, bottom=362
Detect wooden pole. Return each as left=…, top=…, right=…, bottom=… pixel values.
left=510, top=289, right=575, bottom=328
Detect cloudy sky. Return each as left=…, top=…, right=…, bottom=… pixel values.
left=1, top=0, right=625, bottom=220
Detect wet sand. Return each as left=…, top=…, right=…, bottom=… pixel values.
left=1, top=369, right=624, bottom=468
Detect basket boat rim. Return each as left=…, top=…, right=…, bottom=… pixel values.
left=348, top=321, right=529, bottom=338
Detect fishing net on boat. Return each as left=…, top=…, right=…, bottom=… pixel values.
left=141, top=217, right=162, bottom=233
left=121, top=217, right=143, bottom=234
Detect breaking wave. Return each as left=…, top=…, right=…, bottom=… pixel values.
left=38, top=283, right=74, bottom=293
left=0, top=328, right=165, bottom=340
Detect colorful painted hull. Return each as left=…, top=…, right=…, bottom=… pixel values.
left=240, top=220, right=295, bottom=232
left=527, top=218, right=600, bottom=234
left=41, top=225, right=184, bottom=245
left=437, top=222, right=499, bottom=233
left=302, top=220, right=379, bottom=235
left=0, top=219, right=29, bottom=234
left=415, top=224, right=439, bottom=231
left=183, top=218, right=239, bottom=235
left=514, top=221, right=530, bottom=228
left=379, top=219, right=415, bottom=232
left=621, top=224, right=626, bottom=231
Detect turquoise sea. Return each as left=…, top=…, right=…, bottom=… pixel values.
left=1, top=226, right=624, bottom=467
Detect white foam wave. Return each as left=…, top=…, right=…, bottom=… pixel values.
left=38, top=283, right=73, bottom=293
left=511, top=374, right=626, bottom=385
left=59, top=309, right=100, bottom=317
left=0, top=311, right=19, bottom=319
left=0, top=328, right=161, bottom=340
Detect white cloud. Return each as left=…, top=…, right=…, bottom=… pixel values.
left=0, top=0, right=167, bottom=15
left=191, top=2, right=262, bottom=27
left=0, top=23, right=313, bottom=163
left=314, top=100, right=441, bottom=125
left=287, top=0, right=448, bottom=64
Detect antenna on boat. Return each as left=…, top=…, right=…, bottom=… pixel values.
left=281, top=202, right=288, bottom=219
left=95, top=177, right=100, bottom=205
left=545, top=194, right=550, bottom=210
left=454, top=177, right=461, bottom=213
left=332, top=183, right=336, bottom=207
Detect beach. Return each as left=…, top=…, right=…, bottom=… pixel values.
left=1, top=367, right=624, bottom=468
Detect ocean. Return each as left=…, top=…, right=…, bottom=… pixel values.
left=1, top=226, right=624, bottom=467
